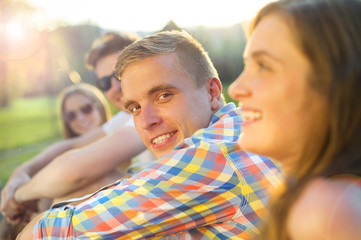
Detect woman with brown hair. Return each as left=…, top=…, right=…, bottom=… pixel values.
left=228, top=0, right=361, bottom=239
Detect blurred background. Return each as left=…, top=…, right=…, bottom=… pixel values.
left=0, top=0, right=273, bottom=186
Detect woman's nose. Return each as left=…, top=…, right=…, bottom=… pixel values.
left=228, top=71, right=251, bottom=104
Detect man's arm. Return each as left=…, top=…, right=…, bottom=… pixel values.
left=0, top=127, right=106, bottom=222
left=14, top=127, right=146, bottom=202
left=24, top=142, right=247, bottom=239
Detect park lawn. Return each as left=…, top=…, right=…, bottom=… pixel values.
left=0, top=96, right=62, bottom=185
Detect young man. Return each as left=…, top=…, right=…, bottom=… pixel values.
left=18, top=31, right=282, bottom=239
left=0, top=32, right=155, bottom=224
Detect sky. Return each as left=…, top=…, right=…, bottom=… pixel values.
left=26, top=0, right=275, bottom=32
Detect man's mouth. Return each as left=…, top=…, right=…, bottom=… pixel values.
left=151, top=131, right=176, bottom=145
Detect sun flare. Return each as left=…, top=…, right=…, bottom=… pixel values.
left=27, top=0, right=274, bottom=31
left=5, top=21, right=25, bottom=40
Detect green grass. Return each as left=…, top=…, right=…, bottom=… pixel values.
left=0, top=96, right=63, bottom=186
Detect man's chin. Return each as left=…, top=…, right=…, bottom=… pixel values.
left=152, top=149, right=170, bottom=160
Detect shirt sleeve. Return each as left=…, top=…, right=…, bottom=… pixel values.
left=33, top=141, right=244, bottom=239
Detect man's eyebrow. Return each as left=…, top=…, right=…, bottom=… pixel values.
left=123, top=84, right=178, bottom=110
left=148, top=84, right=177, bottom=96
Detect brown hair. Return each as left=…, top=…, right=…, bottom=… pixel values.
left=115, top=30, right=219, bottom=88
left=250, top=0, right=361, bottom=239
left=85, top=31, right=140, bottom=70
left=59, top=83, right=111, bottom=138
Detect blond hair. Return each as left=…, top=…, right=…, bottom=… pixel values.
left=115, top=30, right=218, bottom=88
left=59, top=83, right=111, bottom=138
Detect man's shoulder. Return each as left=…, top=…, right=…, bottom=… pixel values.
left=193, top=103, right=242, bottom=142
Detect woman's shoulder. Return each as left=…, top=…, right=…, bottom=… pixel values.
left=287, top=177, right=361, bottom=240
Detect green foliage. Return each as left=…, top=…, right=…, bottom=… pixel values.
left=0, top=97, right=62, bottom=185
left=190, top=23, right=246, bottom=86
left=223, top=83, right=237, bottom=105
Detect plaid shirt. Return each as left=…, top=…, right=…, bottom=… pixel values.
left=34, top=103, right=282, bottom=239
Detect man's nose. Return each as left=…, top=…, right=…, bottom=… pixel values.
left=138, top=104, right=162, bottom=129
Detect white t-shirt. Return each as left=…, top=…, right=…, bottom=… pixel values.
left=102, top=111, right=134, bottom=134
left=102, top=111, right=156, bottom=174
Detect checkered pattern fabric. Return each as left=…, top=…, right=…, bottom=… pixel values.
left=33, top=103, right=282, bottom=239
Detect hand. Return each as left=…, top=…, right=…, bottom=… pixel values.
left=1, top=172, right=31, bottom=224
left=0, top=198, right=40, bottom=225
left=0, top=197, right=25, bottom=225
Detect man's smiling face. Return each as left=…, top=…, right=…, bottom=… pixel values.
left=121, top=53, right=216, bottom=159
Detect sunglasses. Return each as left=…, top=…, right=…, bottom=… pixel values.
left=65, top=104, right=94, bottom=123
left=96, top=72, right=120, bottom=91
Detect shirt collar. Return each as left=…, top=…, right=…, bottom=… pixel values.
left=209, top=103, right=238, bottom=126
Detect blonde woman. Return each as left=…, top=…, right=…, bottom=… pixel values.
left=0, top=83, right=111, bottom=239
left=59, top=83, right=111, bottom=138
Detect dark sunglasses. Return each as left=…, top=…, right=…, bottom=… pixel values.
left=96, top=72, right=120, bottom=91
left=65, top=104, right=94, bottom=123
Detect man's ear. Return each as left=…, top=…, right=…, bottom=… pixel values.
left=207, top=77, right=223, bottom=111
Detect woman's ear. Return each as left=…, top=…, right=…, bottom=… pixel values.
left=207, top=77, right=223, bottom=111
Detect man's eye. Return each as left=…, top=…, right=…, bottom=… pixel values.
left=129, top=105, right=140, bottom=113
left=158, top=93, right=172, bottom=101
left=159, top=94, right=168, bottom=100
